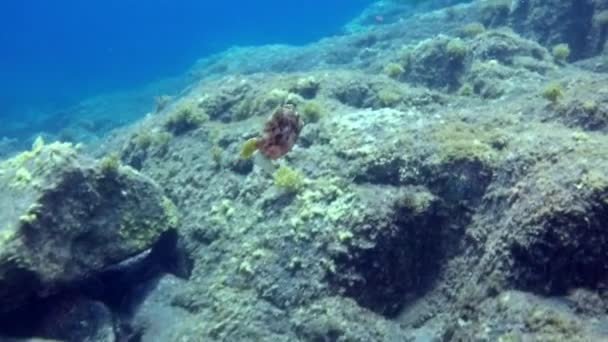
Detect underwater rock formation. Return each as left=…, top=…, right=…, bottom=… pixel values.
left=5, top=0, right=608, bottom=341
left=508, top=0, right=605, bottom=59
left=327, top=186, right=450, bottom=317
left=0, top=138, right=179, bottom=314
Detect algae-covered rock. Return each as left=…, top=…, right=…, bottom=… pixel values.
left=0, top=138, right=179, bottom=313
left=28, top=1, right=608, bottom=340
left=507, top=0, right=606, bottom=59
left=402, top=35, right=468, bottom=90
left=506, top=155, right=608, bottom=294
left=327, top=186, right=449, bottom=317
left=468, top=28, right=552, bottom=66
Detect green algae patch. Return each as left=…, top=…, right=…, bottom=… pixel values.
left=162, top=195, right=180, bottom=228
left=542, top=82, right=564, bottom=103
left=431, top=121, right=506, bottom=164
left=524, top=308, right=583, bottom=341
left=12, top=167, right=33, bottom=189
left=164, top=98, right=209, bottom=135
left=0, top=138, right=78, bottom=226
left=460, top=22, right=486, bottom=37
left=552, top=43, right=570, bottom=63
left=300, top=100, right=323, bottom=123
left=273, top=165, right=305, bottom=193
left=240, top=137, right=258, bottom=160
left=383, top=62, right=404, bottom=78
left=2, top=137, right=75, bottom=189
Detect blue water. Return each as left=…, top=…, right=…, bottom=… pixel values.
left=0, top=0, right=373, bottom=140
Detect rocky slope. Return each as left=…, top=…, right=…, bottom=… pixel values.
left=2, top=0, right=608, bottom=341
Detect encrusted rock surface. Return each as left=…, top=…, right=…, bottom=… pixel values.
left=3, top=0, right=608, bottom=341
left=0, top=139, right=179, bottom=314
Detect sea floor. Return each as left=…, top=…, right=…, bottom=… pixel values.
left=1, top=0, right=608, bottom=341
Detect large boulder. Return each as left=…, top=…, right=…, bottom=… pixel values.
left=498, top=0, right=605, bottom=59
left=0, top=138, right=179, bottom=313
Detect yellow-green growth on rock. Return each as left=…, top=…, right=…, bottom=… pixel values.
left=399, top=46, right=412, bottom=68
left=12, top=168, right=32, bottom=188
left=384, top=63, right=404, bottom=78
left=273, top=165, right=304, bottom=192
left=552, top=44, right=570, bottom=62
left=164, top=102, right=208, bottom=135
left=446, top=38, right=467, bottom=61
left=301, top=101, right=323, bottom=123
left=132, top=129, right=172, bottom=151
left=461, top=22, right=486, bottom=37
left=240, top=138, right=258, bottom=159
left=542, top=82, right=564, bottom=103
left=458, top=83, right=474, bottom=96
left=99, top=152, right=121, bottom=176
left=378, top=89, right=402, bottom=107
left=161, top=196, right=180, bottom=228
left=432, top=121, right=504, bottom=164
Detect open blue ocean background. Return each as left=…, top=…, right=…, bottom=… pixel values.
left=0, top=0, right=374, bottom=140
